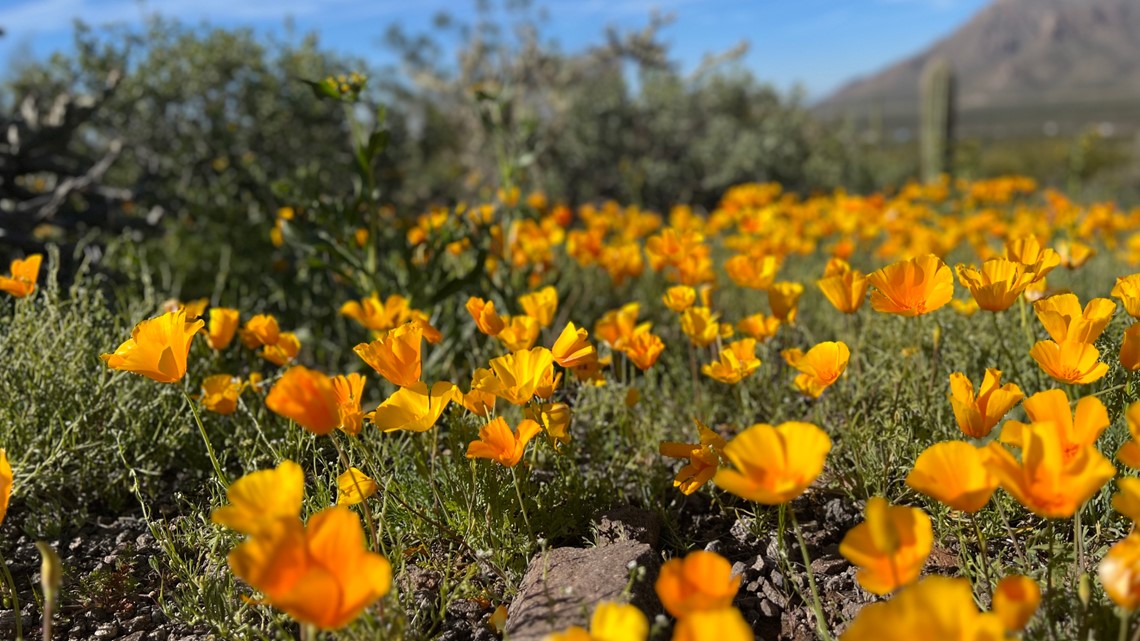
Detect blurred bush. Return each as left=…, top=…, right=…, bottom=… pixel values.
left=0, top=3, right=869, bottom=294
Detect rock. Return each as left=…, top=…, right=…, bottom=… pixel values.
left=120, top=633, right=147, bottom=641
left=593, top=507, right=661, bottom=548
left=809, top=556, right=848, bottom=576
left=504, top=541, right=660, bottom=641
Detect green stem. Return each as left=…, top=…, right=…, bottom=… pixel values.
left=511, top=466, right=534, bottom=540
left=0, top=550, right=22, bottom=641
left=1119, top=608, right=1129, bottom=641
left=789, top=507, right=833, bottom=641
left=969, top=512, right=993, bottom=600
left=301, top=623, right=317, bottom=641
left=182, top=391, right=228, bottom=489
left=329, top=434, right=380, bottom=553
left=1046, top=520, right=1059, bottom=641
left=1075, top=507, right=1086, bottom=575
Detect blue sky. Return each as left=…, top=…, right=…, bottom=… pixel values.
left=0, top=0, right=989, bottom=100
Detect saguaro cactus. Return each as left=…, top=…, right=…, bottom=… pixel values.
left=920, top=57, right=955, bottom=184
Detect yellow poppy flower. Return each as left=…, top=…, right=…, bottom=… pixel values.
left=840, top=576, right=1005, bottom=641
left=817, top=257, right=868, bottom=314
left=497, top=315, right=542, bottom=351
left=1113, top=274, right=1140, bottom=318
left=736, top=313, right=781, bottom=342
left=341, top=293, right=414, bottom=333
left=101, top=309, right=204, bottom=383
left=681, top=307, right=720, bottom=347
left=1033, top=293, right=1115, bottom=344
left=525, top=402, right=572, bottom=446
left=544, top=601, right=648, bottom=641
left=211, top=460, right=304, bottom=535
left=767, top=282, right=804, bottom=324
left=336, top=467, right=378, bottom=506
left=369, top=381, right=459, bottom=432
left=551, top=322, right=597, bottom=368
left=1100, top=533, right=1140, bottom=611
left=714, top=422, right=831, bottom=505
left=518, top=286, right=558, bottom=328
left=671, top=608, right=753, bottom=641
left=1122, top=323, right=1140, bottom=372
left=261, top=331, right=300, bottom=366
left=472, top=347, right=557, bottom=405
left=905, top=441, right=998, bottom=513
left=662, top=285, right=697, bottom=312
left=999, top=389, right=1108, bottom=463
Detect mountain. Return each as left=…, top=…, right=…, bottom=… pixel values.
left=815, top=0, right=1140, bottom=138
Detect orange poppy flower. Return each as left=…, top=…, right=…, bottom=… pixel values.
left=839, top=497, right=932, bottom=595
left=336, top=467, right=378, bottom=506
left=736, top=313, right=781, bottom=342
left=466, top=297, right=506, bottom=336
left=354, top=322, right=422, bottom=388
left=1004, top=235, right=1059, bottom=283
left=1100, top=533, right=1140, bottom=611
left=781, top=341, right=849, bottom=398
left=332, top=373, right=366, bottom=436
left=101, top=309, right=204, bottom=383
left=206, top=308, right=240, bottom=351
left=1113, top=477, right=1140, bottom=523
left=1122, top=323, right=1140, bottom=372
left=265, top=366, right=341, bottom=435
left=240, top=314, right=281, bottom=349
left=545, top=602, right=648, bottom=641
left=659, top=420, right=726, bottom=495
left=999, top=389, right=1108, bottom=463
left=465, top=417, right=542, bottom=468
left=525, top=402, right=572, bottom=446
left=986, top=421, right=1115, bottom=519
left=227, top=506, right=391, bottom=629
left=261, top=332, right=300, bottom=366
left=0, top=449, right=11, bottom=527
left=620, top=330, right=665, bottom=371
left=1117, top=402, right=1140, bottom=468
left=671, top=608, right=753, bottom=641
left=954, top=258, right=1035, bottom=311
left=867, top=254, right=954, bottom=316
left=0, top=253, right=42, bottom=298
left=594, top=303, right=643, bottom=350
left=341, top=293, right=414, bottom=333
left=1029, top=339, right=1108, bottom=385
left=947, top=369, right=1024, bottom=439
left=200, top=374, right=243, bottom=415
left=497, top=315, right=542, bottom=351
left=992, top=575, right=1040, bottom=632
left=702, top=339, right=761, bottom=384
left=655, top=550, right=741, bottom=618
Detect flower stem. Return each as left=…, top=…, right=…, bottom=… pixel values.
left=0, top=550, right=22, bottom=641
left=1120, top=608, right=1131, bottom=641
left=301, top=623, right=317, bottom=641
left=329, top=434, right=380, bottom=552
left=511, top=466, right=534, bottom=540
left=789, top=507, right=833, bottom=641
left=182, top=391, right=228, bottom=489
left=969, top=512, right=993, bottom=600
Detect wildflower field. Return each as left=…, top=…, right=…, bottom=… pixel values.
left=8, top=161, right=1140, bottom=641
